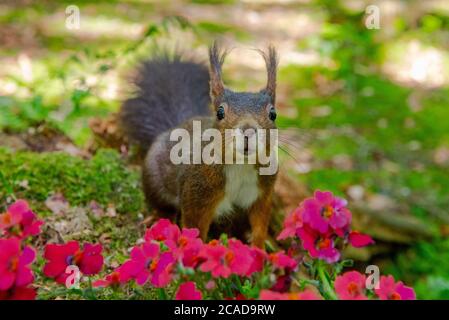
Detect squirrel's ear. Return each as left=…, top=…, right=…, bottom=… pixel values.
left=260, top=45, right=278, bottom=104
left=209, top=41, right=227, bottom=101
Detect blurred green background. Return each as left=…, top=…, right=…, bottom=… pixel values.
left=1, top=0, right=449, bottom=299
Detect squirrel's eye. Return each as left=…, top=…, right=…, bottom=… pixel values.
left=269, top=106, right=277, bottom=121
left=217, top=105, right=225, bottom=120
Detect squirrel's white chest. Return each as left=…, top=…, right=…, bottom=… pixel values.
left=215, top=165, right=260, bottom=219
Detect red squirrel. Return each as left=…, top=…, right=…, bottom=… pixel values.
left=120, top=42, right=278, bottom=248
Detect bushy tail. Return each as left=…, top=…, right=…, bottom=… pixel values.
left=120, top=53, right=211, bottom=150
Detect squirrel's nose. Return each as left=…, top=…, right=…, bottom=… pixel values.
left=240, top=124, right=256, bottom=138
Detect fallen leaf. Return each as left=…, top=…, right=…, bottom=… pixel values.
left=46, top=207, right=92, bottom=240
left=106, top=204, right=117, bottom=217
left=45, top=193, right=70, bottom=215
left=89, top=200, right=104, bottom=218
left=434, top=146, right=449, bottom=166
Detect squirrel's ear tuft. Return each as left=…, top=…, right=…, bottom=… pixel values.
left=260, top=45, right=278, bottom=104
left=209, top=40, right=227, bottom=101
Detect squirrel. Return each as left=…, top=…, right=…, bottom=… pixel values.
left=120, top=42, right=279, bottom=248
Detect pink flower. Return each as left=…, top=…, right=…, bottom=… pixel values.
left=268, top=251, right=297, bottom=270
left=348, top=231, right=374, bottom=248
left=0, top=238, right=35, bottom=290
left=93, top=265, right=132, bottom=288
left=302, top=191, right=351, bottom=234
left=335, top=271, right=368, bottom=300
left=151, top=252, right=175, bottom=287
left=144, top=219, right=180, bottom=243
left=43, top=241, right=104, bottom=284
left=297, top=225, right=340, bottom=263
left=259, top=289, right=322, bottom=300
left=277, top=206, right=303, bottom=240
left=144, top=220, right=203, bottom=269
left=246, top=246, right=266, bottom=276
left=0, top=200, right=43, bottom=239
left=199, top=239, right=253, bottom=278
left=375, top=275, right=416, bottom=300
left=122, top=242, right=160, bottom=285
left=173, top=228, right=203, bottom=268
left=93, top=271, right=122, bottom=288
left=175, top=281, right=202, bottom=300
left=123, top=242, right=175, bottom=287
left=199, top=242, right=232, bottom=278
left=0, top=286, right=36, bottom=300
left=227, top=239, right=256, bottom=276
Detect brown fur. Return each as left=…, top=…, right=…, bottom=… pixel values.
left=130, top=42, right=279, bottom=248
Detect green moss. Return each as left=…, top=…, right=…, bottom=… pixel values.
left=388, top=240, right=449, bottom=299
left=0, top=148, right=144, bottom=215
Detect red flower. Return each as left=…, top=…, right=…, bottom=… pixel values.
left=79, top=243, right=104, bottom=275
left=43, top=241, right=103, bottom=284
left=0, top=238, right=35, bottom=290
left=0, top=200, right=43, bottom=240
left=334, top=271, right=368, bottom=300
left=348, top=231, right=375, bottom=248
left=175, top=281, right=202, bottom=300
left=375, top=275, right=416, bottom=300
left=270, top=274, right=292, bottom=293
left=259, top=289, right=322, bottom=300
left=0, top=286, right=36, bottom=300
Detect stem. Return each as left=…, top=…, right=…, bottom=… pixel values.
left=232, top=275, right=243, bottom=292
left=220, top=278, right=234, bottom=298
left=84, top=277, right=97, bottom=300
left=157, top=288, right=168, bottom=300
left=317, top=261, right=338, bottom=300
left=171, top=279, right=182, bottom=300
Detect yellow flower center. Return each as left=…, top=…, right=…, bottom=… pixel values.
left=347, top=282, right=359, bottom=296
left=179, top=237, right=188, bottom=248
left=322, top=206, right=334, bottom=219
left=9, top=256, right=19, bottom=272
left=390, top=292, right=402, bottom=300
left=317, top=238, right=331, bottom=249
left=1, top=212, right=12, bottom=225
left=149, top=259, right=158, bottom=272
left=224, top=251, right=234, bottom=264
